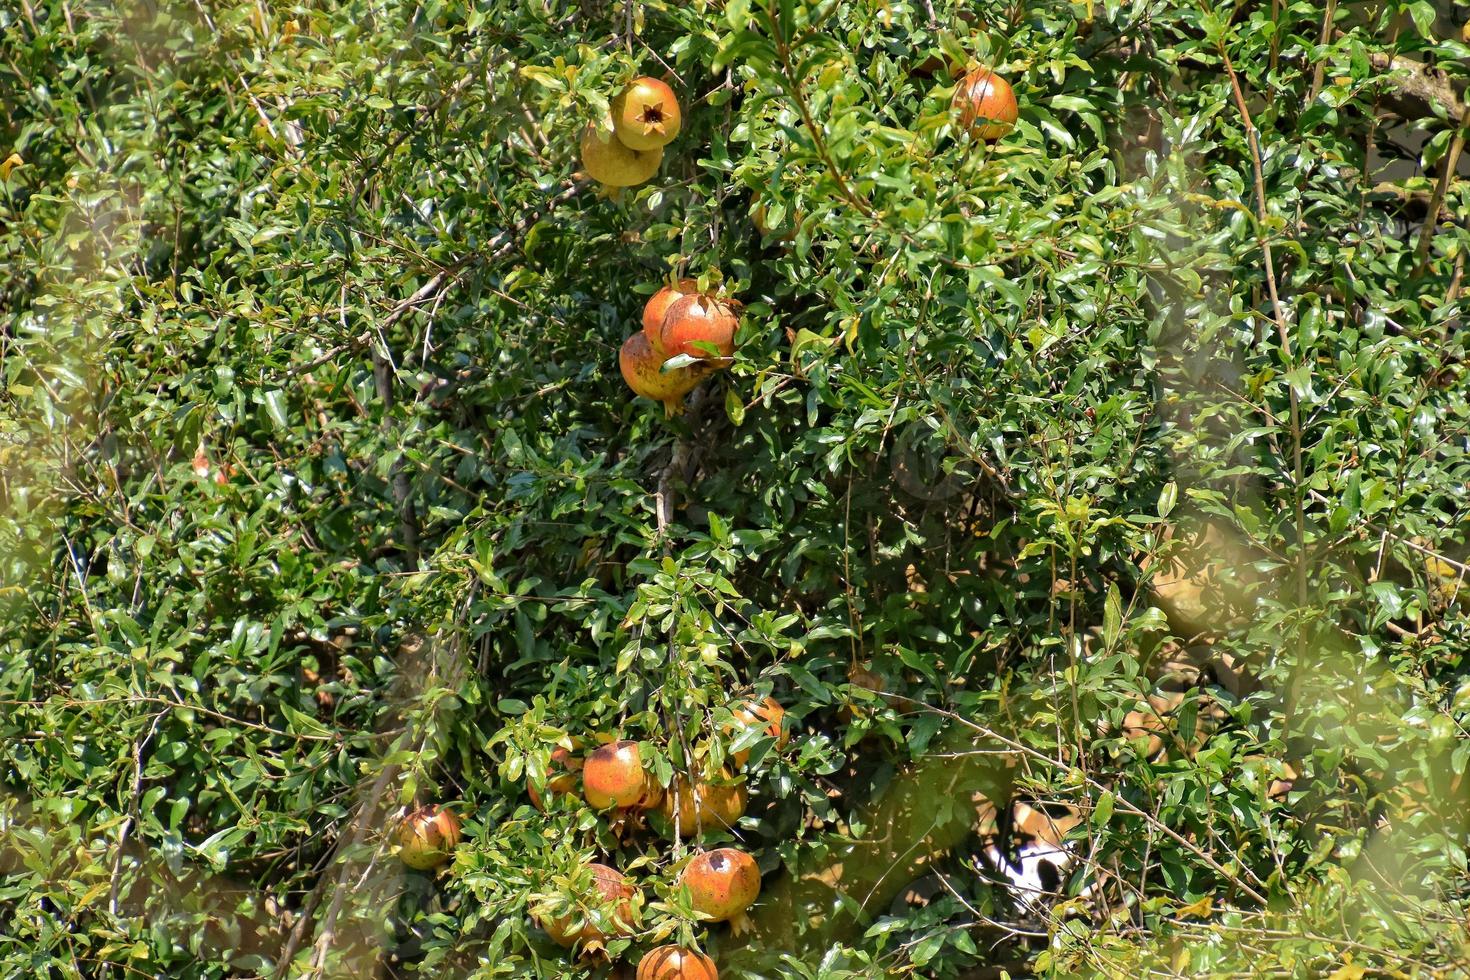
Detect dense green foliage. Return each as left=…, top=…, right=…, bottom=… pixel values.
left=3, top=0, right=1469, bottom=976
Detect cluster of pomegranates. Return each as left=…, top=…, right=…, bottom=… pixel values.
left=619, top=277, right=741, bottom=413
left=581, top=76, right=682, bottom=189
left=520, top=697, right=789, bottom=977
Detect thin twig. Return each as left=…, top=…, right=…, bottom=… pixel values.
left=0, top=697, right=340, bottom=742
left=1221, top=44, right=1307, bottom=619
left=1412, top=103, right=1470, bottom=278
left=287, top=182, right=584, bottom=379
left=1305, top=0, right=1338, bottom=107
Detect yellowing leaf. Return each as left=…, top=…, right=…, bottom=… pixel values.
left=1175, top=895, right=1213, bottom=919
left=1326, top=964, right=1366, bottom=980
left=0, top=153, right=22, bottom=180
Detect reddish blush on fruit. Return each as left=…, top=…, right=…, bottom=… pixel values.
left=952, top=67, right=1018, bottom=141
left=539, top=862, right=637, bottom=948
left=642, top=278, right=700, bottom=348
left=636, top=945, right=719, bottom=980
left=680, top=847, right=761, bottom=922
left=728, top=696, right=787, bottom=767
left=611, top=77, right=682, bottom=152
left=619, top=332, right=704, bottom=413
left=529, top=743, right=585, bottom=810
left=659, top=294, right=739, bottom=361
left=396, top=804, right=462, bottom=870
left=583, top=740, right=660, bottom=810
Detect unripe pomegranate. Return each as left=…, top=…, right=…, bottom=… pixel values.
left=839, top=663, right=889, bottom=722
left=661, top=771, right=748, bottom=837
left=680, top=848, right=761, bottom=922
left=529, top=743, right=585, bottom=810
left=659, top=294, right=739, bottom=360
left=583, top=740, right=660, bottom=810
left=642, top=278, right=700, bottom=347
left=581, top=123, right=664, bottom=187
left=751, top=200, right=801, bottom=242
left=539, top=862, right=638, bottom=948
left=952, top=67, right=1018, bottom=141
left=395, top=804, right=462, bottom=870
left=727, top=696, right=788, bottom=767
left=611, top=77, right=682, bottom=152
left=619, top=332, right=705, bottom=412
left=636, top=945, right=718, bottom=980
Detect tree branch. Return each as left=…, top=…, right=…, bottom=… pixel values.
left=1413, top=102, right=1470, bottom=277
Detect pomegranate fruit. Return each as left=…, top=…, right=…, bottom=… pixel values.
left=583, top=740, right=660, bottom=810
left=661, top=771, right=748, bottom=837
left=641, top=278, right=700, bottom=346
left=680, top=847, right=761, bottom=922
left=395, top=804, right=462, bottom=870
left=620, top=332, right=704, bottom=412
left=636, top=945, right=718, bottom=980
left=751, top=200, right=800, bottom=242
left=839, top=663, right=888, bottom=722
left=658, top=294, right=739, bottom=360
left=539, top=862, right=637, bottom=948
left=612, top=77, right=682, bottom=152
left=581, top=123, right=664, bottom=187
left=952, top=67, right=1018, bottom=141
left=727, top=696, right=787, bottom=767
left=529, top=743, right=585, bottom=810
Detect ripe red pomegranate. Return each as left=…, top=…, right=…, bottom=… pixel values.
left=952, top=67, right=1018, bottom=141
left=661, top=771, right=748, bottom=837
left=636, top=945, right=718, bottom=980
left=583, top=740, right=661, bottom=810
left=680, top=848, right=761, bottom=922
left=539, top=862, right=637, bottom=948
left=642, top=278, right=700, bottom=347
left=581, top=123, right=664, bottom=187
left=395, top=804, right=462, bottom=870
left=612, top=77, right=682, bottom=152
left=659, top=294, right=739, bottom=360
left=529, top=743, right=585, bottom=810
left=619, top=332, right=705, bottom=412
left=728, top=696, right=788, bottom=767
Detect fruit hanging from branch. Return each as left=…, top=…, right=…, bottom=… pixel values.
left=395, top=804, right=462, bottom=870
left=581, top=123, right=664, bottom=188
left=661, top=770, right=748, bottom=838
left=612, top=77, right=682, bottom=152
left=727, top=696, right=788, bottom=767
left=642, top=279, right=701, bottom=350
left=619, top=332, right=706, bottom=414
left=952, top=66, right=1018, bottom=141
left=679, top=847, right=761, bottom=935
left=537, top=862, right=638, bottom=949
left=659, top=294, right=740, bottom=361
left=636, top=945, right=719, bottom=980
left=583, top=739, right=663, bottom=811
left=751, top=198, right=802, bottom=243
left=529, top=743, right=585, bottom=810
